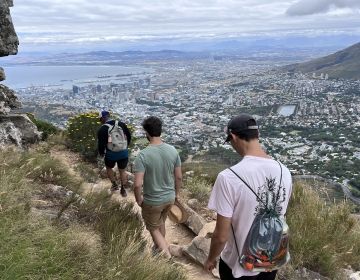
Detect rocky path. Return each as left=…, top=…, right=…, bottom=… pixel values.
left=50, top=149, right=217, bottom=280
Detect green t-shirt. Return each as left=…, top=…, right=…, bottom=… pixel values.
left=134, top=143, right=181, bottom=206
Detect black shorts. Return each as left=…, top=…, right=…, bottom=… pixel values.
left=219, top=258, right=277, bottom=280
left=104, top=157, right=128, bottom=169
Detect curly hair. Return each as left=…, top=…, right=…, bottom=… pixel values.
left=142, top=116, right=162, bottom=137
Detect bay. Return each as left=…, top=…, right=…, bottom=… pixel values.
left=2, top=65, right=150, bottom=89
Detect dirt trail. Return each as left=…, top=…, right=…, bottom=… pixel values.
left=50, top=149, right=217, bottom=280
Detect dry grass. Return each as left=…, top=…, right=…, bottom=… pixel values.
left=283, top=182, right=360, bottom=278
left=0, top=149, right=187, bottom=280
left=184, top=177, right=212, bottom=206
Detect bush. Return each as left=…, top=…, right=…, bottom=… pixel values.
left=66, top=111, right=100, bottom=161
left=182, top=161, right=228, bottom=185
left=184, top=177, right=212, bottom=205
left=27, top=113, right=60, bottom=141
left=66, top=111, right=136, bottom=162
left=285, top=183, right=360, bottom=278
left=18, top=152, right=82, bottom=191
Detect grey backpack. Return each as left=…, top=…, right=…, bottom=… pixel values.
left=104, top=121, right=127, bottom=152
left=229, top=162, right=290, bottom=272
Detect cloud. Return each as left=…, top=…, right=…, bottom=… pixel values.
left=7, top=0, right=360, bottom=52
left=286, top=0, right=360, bottom=16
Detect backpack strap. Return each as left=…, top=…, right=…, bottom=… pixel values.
left=228, top=160, right=283, bottom=266
left=229, top=167, right=262, bottom=202
left=103, top=120, right=118, bottom=133
left=228, top=160, right=283, bottom=204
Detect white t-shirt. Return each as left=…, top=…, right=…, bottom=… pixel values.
left=208, top=155, right=292, bottom=278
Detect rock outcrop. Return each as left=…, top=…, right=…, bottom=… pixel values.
left=0, top=84, right=21, bottom=114
left=0, top=114, right=40, bottom=147
left=0, top=0, right=18, bottom=56
left=0, top=67, right=5, bottom=81
left=0, top=0, right=40, bottom=148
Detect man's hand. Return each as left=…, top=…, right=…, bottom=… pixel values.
left=136, top=196, right=143, bottom=207
left=204, top=258, right=217, bottom=273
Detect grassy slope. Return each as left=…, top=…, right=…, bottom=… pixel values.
left=2, top=138, right=360, bottom=279
left=0, top=147, right=186, bottom=280
left=183, top=161, right=360, bottom=279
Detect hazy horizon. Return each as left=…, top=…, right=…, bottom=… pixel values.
left=7, top=0, right=360, bottom=53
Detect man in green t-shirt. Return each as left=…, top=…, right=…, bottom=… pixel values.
left=134, top=116, right=182, bottom=259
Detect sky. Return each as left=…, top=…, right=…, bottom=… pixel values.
left=8, top=0, right=360, bottom=52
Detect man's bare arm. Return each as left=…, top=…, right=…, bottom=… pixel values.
left=174, top=166, right=182, bottom=200
left=204, top=214, right=231, bottom=272
left=134, top=172, right=144, bottom=206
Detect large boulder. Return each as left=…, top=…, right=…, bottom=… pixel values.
left=183, top=203, right=207, bottom=235
left=0, top=0, right=18, bottom=56
left=182, top=234, right=220, bottom=278
left=350, top=272, right=360, bottom=280
left=0, top=67, right=5, bottom=81
left=0, top=2, right=40, bottom=149
left=198, top=221, right=216, bottom=238
left=0, top=84, right=21, bottom=114
left=183, top=235, right=211, bottom=266
left=0, top=114, right=41, bottom=148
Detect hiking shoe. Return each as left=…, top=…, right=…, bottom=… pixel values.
left=120, top=187, right=127, bottom=197
left=151, top=245, right=159, bottom=256
left=110, top=184, right=119, bottom=192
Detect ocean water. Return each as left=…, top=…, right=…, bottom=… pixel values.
left=2, top=65, right=150, bottom=89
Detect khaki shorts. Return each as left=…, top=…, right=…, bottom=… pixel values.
left=141, top=201, right=174, bottom=231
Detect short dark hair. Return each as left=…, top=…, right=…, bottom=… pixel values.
left=142, top=116, right=162, bottom=137
left=232, top=119, right=259, bottom=141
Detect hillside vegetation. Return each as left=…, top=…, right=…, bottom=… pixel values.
left=283, top=42, right=360, bottom=80
left=0, top=145, right=186, bottom=280
left=1, top=112, right=360, bottom=279
left=183, top=162, right=360, bottom=279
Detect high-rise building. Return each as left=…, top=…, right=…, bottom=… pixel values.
left=73, top=85, right=79, bottom=94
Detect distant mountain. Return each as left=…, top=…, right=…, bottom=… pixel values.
left=2, top=50, right=211, bottom=66
left=282, top=42, right=360, bottom=80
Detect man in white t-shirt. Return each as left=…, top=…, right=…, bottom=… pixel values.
left=204, top=114, right=292, bottom=280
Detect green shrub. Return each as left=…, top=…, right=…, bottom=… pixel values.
left=182, top=161, right=228, bottom=184
left=18, top=151, right=82, bottom=191
left=285, top=183, right=360, bottom=278
left=66, top=111, right=100, bottom=161
left=47, top=131, right=69, bottom=147
left=184, top=177, right=212, bottom=205
left=66, top=111, right=136, bottom=162
left=27, top=113, right=60, bottom=141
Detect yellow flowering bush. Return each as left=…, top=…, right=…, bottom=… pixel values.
left=66, top=111, right=136, bottom=162
left=66, top=111, right=100, bottom=161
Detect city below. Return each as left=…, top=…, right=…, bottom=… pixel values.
left=12, top=52, right=360, bottom=200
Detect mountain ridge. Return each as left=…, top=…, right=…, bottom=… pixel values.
left=283, top=42, right=360, bottom=80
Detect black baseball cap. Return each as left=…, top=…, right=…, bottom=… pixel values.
left=224, top=114, right=258, bottom=143
left=99, top=110, right=110, bottom=120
